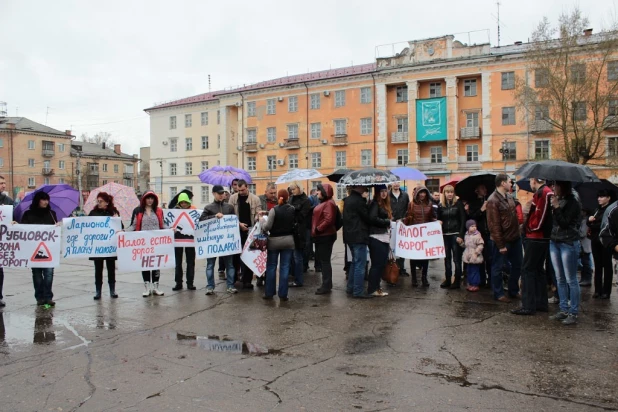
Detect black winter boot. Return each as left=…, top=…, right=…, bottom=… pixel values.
left=109, top=283, right=118, bottom=298
left=411, top=270, right=418, bottom=287
left=94, top=284, right=102, bottom=300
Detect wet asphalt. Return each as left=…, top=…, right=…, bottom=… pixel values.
left=1, top=239, right=617, bottom=411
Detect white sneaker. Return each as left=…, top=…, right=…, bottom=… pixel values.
left=205, top=288, right=214, bottom=295
left=371, top=289, right=389, bottom=297
left=152, top=282, right=164, bottom=296
left=142, top=282, right=151, bottom=297
left=548, top=296, right=559, bottom=304
left=227, top=287, right=237, bottom=294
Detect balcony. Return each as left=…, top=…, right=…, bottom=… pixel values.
left=88, top=170, right=99, bottom=176
left=123, top=172, right=133, bottom=179
left=604, top=115, right=618, bottom=130
left=460, top=127, right=481, bottom=139
left=391, top=132, right=409, bottom=144
left=417, top=162, right=447, bottom=172
left=283, top=139, right=300, bottom=149
left=530, top=119, right=554, bottom=133
left=331, top=134, right=348, bottom=146
left=42, top=149, right=55, bottom=157
left=244, top=142, right=258, bottom=152
left=41, top=168, right=54, bottom=176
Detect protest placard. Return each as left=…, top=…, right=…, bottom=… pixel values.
left=162, top=209, right=201, bottom=246
left=240, top=224, right=267, bottom=277
left=0, top=223, right=61, bottom=268
left=394, top=221, right=445, bottom=259
left=116, top=229, right=176, bottom=272
left=195, top=215, right=241, bottom=259
left=61, top=217, right=122, bottom=259
left=0, top=205, right=13, bottom=225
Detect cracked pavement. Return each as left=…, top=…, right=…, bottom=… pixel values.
left=1, top=239, right=617, bottom=411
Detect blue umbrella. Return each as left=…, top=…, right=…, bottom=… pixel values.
left=14, top=184, right=80, bottom=222
left=198, top=166, right=252, bottom=186
left=390, top=167, right=427, bottom=181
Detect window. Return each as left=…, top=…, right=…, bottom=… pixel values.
left=608, top=61, right=618, bottom=81
left=430, top=147, right=443, bottom=163
left=247, top=157, right=256, bottom=171
left=466, top=144, right=479, bottom=162
left=170, top=116, right=177, bottom=129
left=44, top=177, right=50, bottom=185
left=201, top=161, right=209, bottom=171
left=28, top=158, right=35, bottom=168
left=0, top=139, right=3, bottom=148
left=247, top=129, right=257, bottom=143
left=571, top=64, right=586, bottom=84
left=43, top=160, right=50, bottom=170
left=310, top=93, right=320, bottom=110
left=288, top=154, right=298, bottom=169
left=185, top=114, right=192, bottom=127
left=535, top=68, right=549, bottom=88
left=311, top=181, right=320, bottom=190
left=247, top=102, right=256, bottom=117
left=201, top=112, right=208, bottom=126
left=501, top=72, right=515, bottom=90
left=535, top=104, right=550, bottom=120
left=170, top=187, right=178, bottom=198
left=266, top=127, right=277, bottom=143
left=170, top=163, right=177, bottom=176
left=267, top=99, right=276, bottom=115
left=114, top=164, right=119, bottom=173
left=360, top=87, right=372, bottom=104
left=248, top=184, right=256, bottom=195
left=59, top=178, right=65, bottom=184
left=28, top=140, right=35, bottom=150
left=361, top=149, right=372, bottom=166
left=217, top=135, right=220, bottom=148
left=573, top=102, right=587, bottom=121
left=102, top=164, right=108, bottom=172
left=58, top=143, right=65, bottom=152
left=0, top=158, right=4, bottom=167
left=608, top=137, right=618, bottom=157
left=217, top=110, right=220, bottom=124
left=288, top=96, right=298, bottom=112
left=310, top=123, right=321, bottom=139
left=337, top=186, right=347, bottom=200
left=464, top=79, right=477, bottom=96
left=397, top=117, right=409, bottom=133
left=502, top=142, right=517, bottom=160
left=502, top=107, right=516, bottom=125
left=535, top=140, right=550, bottom=160
left=59, top=160, right=65, bottom=169
left=360, top=118, right=372, bottom=135
left=311, top=152, right=322, bottom=168
left=336, top=151, right=346, bottom=167
left=335, top=90, right=346, bottom=107
left=185, top=162, right=193, bottom=175
left=170, top=138, right=177, bottom=152
left=466, top=112, right=479, bottom=128
left=429, top=83, right=442, bottom=98
left=186, top=138, right=193, bottom=151
left=425, top=179, right=440, bottom=195
left=609, top=99, right=618, bottom=116
left=201, top=136, right=209, bottom=149
left=394, top=86, right=408, bottom=103
left=334, top=119, right=347, bottom=135
left=201, top=186, right=210, bottom=204
left=397, top=149, right=408, bottom=166
left=267, top=155, right=276, bottom=170
left=28, top=177, right=35, bottom=187
left=287, top=124, right=299, bottom=140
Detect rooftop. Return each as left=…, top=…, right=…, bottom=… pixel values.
left=71, top=141, right=137, bottom=160
left=0, top=117, right=72, bottom=137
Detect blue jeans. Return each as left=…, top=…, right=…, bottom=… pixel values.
left=293, top=249, right=304, bottom=285
left=467, top=264, right=480, bottom=286
left=550, top=240, right=581, bottom=315
left=347, top=243, right=368, bottom=296
left=32, top=268, right=54, bottom=302
left=206, top=256, right=235, bottom=289
left=265, top=249, right=293, bottom=298
left=489, top=238, right=522, bottom=299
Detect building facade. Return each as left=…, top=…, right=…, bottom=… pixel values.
left=146, top=32, right=618, bottom=205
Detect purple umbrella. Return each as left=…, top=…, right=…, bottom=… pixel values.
left=390, top=167, right=428, bottom=181
left=198, top=166, right=252, bottom=186
left=14, top=184, right=80, bottom=222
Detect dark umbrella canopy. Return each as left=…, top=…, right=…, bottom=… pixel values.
left=454, top=173, right=496, bottom=201
left=514, top=160, right=599, bottom=183
left=515, top=178, right=532, bottom=193
left=327, top=168, right=355, bottom=183
left=575, top=180, right=617, bottom=213
left=338, top=168, right=399, bottom=187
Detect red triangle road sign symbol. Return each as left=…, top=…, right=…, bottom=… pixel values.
left=31, top=242, right=53, bottom=262
left=173, top=211, right=197, bottom=230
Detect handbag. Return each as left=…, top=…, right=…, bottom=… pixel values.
left=249, top=222, right=268, bottom=252
left=381, top=250, right=399, bottom=284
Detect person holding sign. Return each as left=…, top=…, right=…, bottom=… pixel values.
left=88, top=192, right=121, bottom=300
left=0, top=175, right=13, bottom=307
left=21, top=191, right=58, bottom=306
left=403, top=186, right=437, bottom=287
left=172, top=193, right=197, bottom=291
left=126, top=191, right=167, bottom=297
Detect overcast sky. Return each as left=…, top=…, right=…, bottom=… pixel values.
left=1, top=0, right=616, bottom=156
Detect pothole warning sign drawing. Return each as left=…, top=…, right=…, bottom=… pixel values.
left=31, top=242, right=53, bottom=262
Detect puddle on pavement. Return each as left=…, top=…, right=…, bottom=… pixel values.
left=172, top=332, right=275, bottom=356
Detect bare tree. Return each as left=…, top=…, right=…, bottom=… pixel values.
left=514, top=8, right=618, bottom=164
left=79, top=132, right=116, bottom=147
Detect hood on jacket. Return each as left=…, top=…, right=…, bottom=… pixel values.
left=140, top=190, right=159, bottom=210
left=30, top=190, right=51, bottom=211
left=413, top=185, right=430, bottom=204
left=317, top=183, right=334, bottom=200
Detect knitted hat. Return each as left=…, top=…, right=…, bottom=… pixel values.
left=466, top=219, right=477, bottom=230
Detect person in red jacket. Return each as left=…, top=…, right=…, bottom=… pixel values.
left=312, top=183, right=338, bottom=295
left=511, top=178, right=553, bottom=315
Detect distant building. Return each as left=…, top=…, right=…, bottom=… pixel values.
left=70, top=141, right=139, bottom=192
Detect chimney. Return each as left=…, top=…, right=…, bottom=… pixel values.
left=65, top=130, right=72, bottom=136
left=114, top=144, right=121, bottom=155
left=6, top=122, right=15, bottom=130
left=514, top=41, right=523, bottom=46
left=584, top=28, right=593, bottom=37
left=102, top=142, right=106, bottom=149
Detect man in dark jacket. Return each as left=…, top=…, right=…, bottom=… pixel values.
left=0, top=175, right=13, bottom=307
left=288, top=182, right=312, bottom=287
left=343, top=186, right=378, bottom=298
left=389, top=182, right=410, bottom=276
left=486, top=174, right=522, bottom=302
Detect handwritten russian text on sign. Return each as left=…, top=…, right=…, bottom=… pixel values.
left=240, top=224, right=266, bottom=277
left=394, top=221, right=446, bottom=259
left=61, top=217, right=122, bottom=259
left=162, top=209, right=201, bottom=246
left=0, top=205, right=13, bottom=225
left=116, top=229, right=176, bottom=272
left=0, top=223, right=61, bottom=268
left=195, top=215, right=241, bottom=259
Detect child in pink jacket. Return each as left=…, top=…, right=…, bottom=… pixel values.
left=462, top=220, right=484, bottom=292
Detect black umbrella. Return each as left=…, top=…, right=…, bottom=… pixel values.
left=455, top=172, right=496, bottom=201
left=515, top=178, right=532, bottom=193
left=327, top=168, right=355, bottom=183
left=514, top=160, right=599, bottom=183
left=338, top=168, right=399, bottom=187
left=575, top=180, right=618, bottom=213
left=168, top=189, right=194, bottom=209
